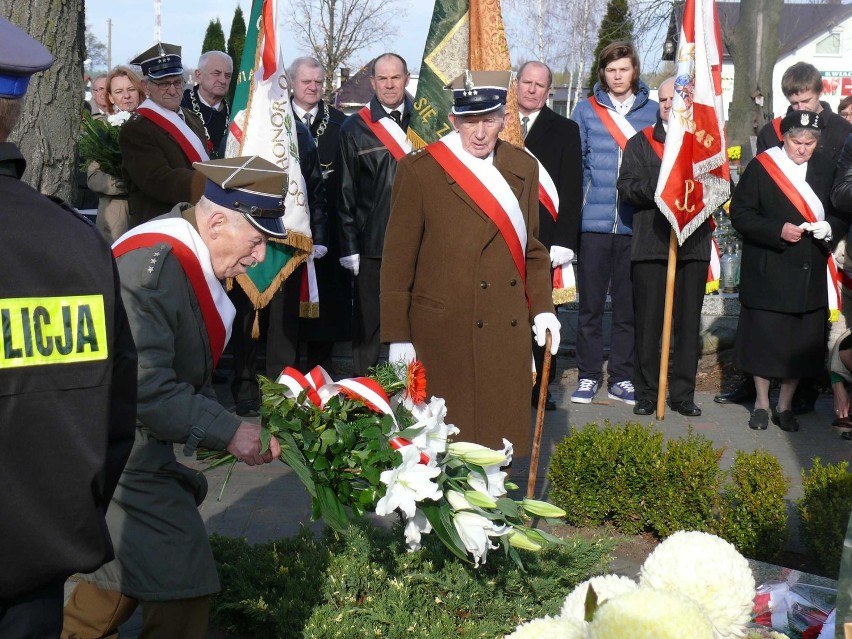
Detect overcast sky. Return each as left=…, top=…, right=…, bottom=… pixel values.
left=85, top=0, right=435, bottom=74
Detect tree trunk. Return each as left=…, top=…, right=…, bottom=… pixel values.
left=2, top=0, right=84, bottom=201
left=726, top=0, right=782, bottom=163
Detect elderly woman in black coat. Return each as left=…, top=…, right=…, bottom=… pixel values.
left=732, top=110, right=846, bottom=432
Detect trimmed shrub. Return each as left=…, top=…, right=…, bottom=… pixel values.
left=716, top=449, right=789, bottom=561
left=797, top=459, right=852, bottom=577
left=548, top=422, right=722, bottom=537
left=651, top=429, right=723, bottom=537
left=210, top=523, right=615, bottom=638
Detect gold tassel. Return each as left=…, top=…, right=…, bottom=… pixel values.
left=251, top=309, right=260, bottom=339
left=552, top=286, right=577, bottom=306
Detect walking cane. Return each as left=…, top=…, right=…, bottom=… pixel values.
left=527, top=329, right=552, bottom=499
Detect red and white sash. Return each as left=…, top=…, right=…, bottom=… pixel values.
left=428, top=132, right=528, bottom=291
left=135, top=98, right=210, bottom=164
left=112, top=218, right=236, bottom=366
left=588, top=97, right=637, bottom=150
left=756, top=146, right=841, bottom=319
left=357, top=106, right=412, bottom=160
left=525, top=147, right=574, bottom=301
left=642, top=126, right=720, bottom=292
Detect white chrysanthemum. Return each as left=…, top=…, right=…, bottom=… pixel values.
left=560, top=575, right=638, bottom=622
left=505, top=615, right=586, bottom=639
left=587, top=588, right=714, bottom=639
left=639, top=531, right=755, bottom=639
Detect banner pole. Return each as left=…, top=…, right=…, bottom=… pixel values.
left=656, top=229, right=678, bottom=420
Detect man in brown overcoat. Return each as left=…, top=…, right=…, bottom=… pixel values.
left=380, top=71, right=560, bottom=456
left=120, top=43, right=208, bottom=227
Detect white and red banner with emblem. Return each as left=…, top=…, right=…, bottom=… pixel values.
left=654, top=0, right=731, bottom=245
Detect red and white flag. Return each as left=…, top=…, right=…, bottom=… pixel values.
left=655, top=0, right=731, bottom=244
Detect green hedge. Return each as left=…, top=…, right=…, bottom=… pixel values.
left=797, top=458, right=852, bottom=577
left=210, top=523, right=615, bottom=638
left=547, top=421, right=791, bottom=561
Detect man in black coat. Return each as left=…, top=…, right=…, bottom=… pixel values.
left=717, top=61, right=852, bottom=410
left=618, top=77, right=710, bottom=417
left=337, top=53, right=412, bottom=374
left=181, top=51, right=233, bottom=153
left=0, top=17, right=136, bottom=636
left=289, top=56, right=351, bottom=373
left=517, top=60, right=582, bottom=409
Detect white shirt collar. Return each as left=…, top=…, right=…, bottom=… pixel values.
left=197, top=89, right=223, bottom=111
left=609, top=92, right=635, bottom=116
left=520, top=109, right=542, bottom=130
left=381, top=102, right=405, bottom=118
left=292, top=102, right=320, bottom=121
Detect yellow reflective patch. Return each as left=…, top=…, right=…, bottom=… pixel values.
left=0, top=295, right=109, bottom=369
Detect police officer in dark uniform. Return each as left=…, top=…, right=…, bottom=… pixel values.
left=0, top=16, right=137, bottom=638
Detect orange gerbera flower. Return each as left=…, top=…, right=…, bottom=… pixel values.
left=404, top=360, right=427, bottom=404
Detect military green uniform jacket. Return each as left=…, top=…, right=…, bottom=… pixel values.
left=85, top=204, right=240, bottom=600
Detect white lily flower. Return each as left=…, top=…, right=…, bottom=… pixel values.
left=406, top=397, right=459, bottom=458
left=375, top=446, right=442, bottom=518
left=445, top=489, right=473, bottom=511
left=403, top=508, right=432, bottom=552
left=452, top=510, right=509, bottom=566
left=446, top=442, right=507, bottom=467
left=107, top=110, right=131, bottom=126
left=466, top=439, right=513, bottom=498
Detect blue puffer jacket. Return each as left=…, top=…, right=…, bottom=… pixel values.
left=571, top=81, right=658, bottom=235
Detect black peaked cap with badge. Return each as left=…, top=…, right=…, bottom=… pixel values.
left=131, top=42, right=183, bottom=79
left=193, top=156, right=289, bottom=238
left=445, top=70, right=512, bottom=116
left=0, top=16, right=54, bottom=99
left=780, top=110, right=824, bottom=135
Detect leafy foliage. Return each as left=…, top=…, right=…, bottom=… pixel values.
left=78, top=111, right=122, bottom=177
left=202, top=18, right=226, bottom=54
left=210, top=524, right=614, bottom=638
left=716, top=450, right=789, bottom=561
left=797, top=459, right=852, bottom=577
left=226, top=6, right=246, bottom=105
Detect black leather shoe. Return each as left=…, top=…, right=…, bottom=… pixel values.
left=772, top=409, right=800, bottom=432
left=633, top=399, right=654, bottom=415
left=791, top=396, right=816, bottom=415
left=714, top=380, right=756, bottom=404
left=532, top=391, right=557, bottom=411
left=235, top=401, right=260, bottom=418
left=748, top=408, right=769, bottom=430
left=672, top=400, right=702, bottom=417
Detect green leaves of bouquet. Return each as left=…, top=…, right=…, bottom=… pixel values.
left=202, top=361, right=567, bottom=568
left=79, top=111, right=127, bottom=178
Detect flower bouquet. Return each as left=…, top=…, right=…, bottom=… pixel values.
left=79, top=110, right=130, bottom=178
left=200, top=361, right=566, bottom=567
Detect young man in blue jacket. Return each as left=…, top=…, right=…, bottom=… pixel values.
left=570, top=41, right=657, bottom=405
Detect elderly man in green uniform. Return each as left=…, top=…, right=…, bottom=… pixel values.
left=381, top=71, right=560, bottom=456
left=61, top=157, right=286, bottom=639
left=0, top=17, right=136, bottom=639
left=121, top=43, right=209, bottom=226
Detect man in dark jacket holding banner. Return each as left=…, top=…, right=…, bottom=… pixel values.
left=619, top=77, right=710, bottom=417
left=338, top=52, right=413, bottom=375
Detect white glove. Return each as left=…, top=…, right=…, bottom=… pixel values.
left=313, top=244, right=328, bottom=259
left=549, top=245, right=575, bottom=267
left=809, top=221, right=832, bottom=241
left=339, top=253, right=360, bottom=276
left=389, top=342, right=417, bottom=365
left=532, top=312, right=561, bottom=355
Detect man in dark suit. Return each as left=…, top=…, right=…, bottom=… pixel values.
left=517, top=61, right=583, bottom=409
left=120, top=43, right=208, bottom=226
left=289, top=56, right=351, bottom=373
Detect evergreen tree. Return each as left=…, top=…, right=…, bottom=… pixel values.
left=227, top=6, right=247, bottom=105
left=587, top=0, right=634, bottom=95
left=202, top=18, right=226, bottom=54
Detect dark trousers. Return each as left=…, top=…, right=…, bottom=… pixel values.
left=632, top=259, right=707, bottom=403
left=352, top=257, right=382, bottom=376
left=230, top=268, right=301, bottom=405
left=576, top=232, right=634, bottom=384
left=0, top=579, right=64, bottom=639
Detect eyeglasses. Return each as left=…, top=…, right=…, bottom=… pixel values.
left=151, top=79, right=184, bottom=91
left=841, top=111, right=852, bottom=121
